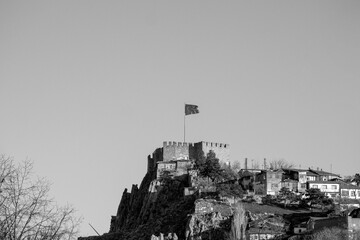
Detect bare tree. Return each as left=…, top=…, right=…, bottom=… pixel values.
left=0, top=155, right=81, bottom=240
left=268, top=159, right=293, bottom=170
left=231, top=160, right=241, bottom=172
left=252, top=161, right=260, bottom=170
left=228, top=202, right=247, bottom=240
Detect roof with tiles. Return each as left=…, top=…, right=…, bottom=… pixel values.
left=339, top=182, right=360, bottom=190
left=308, top=169, right=341, bottom=177
left=307, top=181, right=340, bottom=184
left=282, top=168, right=341, bottom=177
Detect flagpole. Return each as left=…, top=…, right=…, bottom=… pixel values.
left=184, top=104, right=186, bottom=142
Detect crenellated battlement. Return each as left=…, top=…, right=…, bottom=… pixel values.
left=163, top=141, right=194, bottom=147
left=200, top=141, right=229, bottom=148
left=163, top=141, right=190, bottom=162
left=162, top=141, right=229, bottom=148
left=194, top=141, right=230, bottom=163
left=147, top=140, right=230, bottom=173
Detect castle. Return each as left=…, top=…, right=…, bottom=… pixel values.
left=147, top=141, right=230, bottom=179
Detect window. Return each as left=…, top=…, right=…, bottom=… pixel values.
left=331, top=185, right=337, bottom=190
left=351, top=191, right=356, bottom=197
left=307, top=176, right=316, bottom=181
left=358, top=191, right=360, bottom=197
left=321, top=185, right=327, bottom=189
left=342, top=190, right=349, bottom=197
left=165, top=164, right=175, bottom=169
left=271, top=183, right=278, bottom=188
left=301, top=183, right=306, bottom=188
left=312, top=185, right=318, bottom=189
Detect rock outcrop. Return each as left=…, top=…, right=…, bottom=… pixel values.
left=80, top=170, right=196, bottom=240
left=80, top=164, right=289, bottom=240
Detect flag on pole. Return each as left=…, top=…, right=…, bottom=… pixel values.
left=185, top=104, right=199, bottom=115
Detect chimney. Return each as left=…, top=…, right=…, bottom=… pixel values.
left=245, top=158, right=248, bottom=170
left=264, top=158, right=267, bottom=170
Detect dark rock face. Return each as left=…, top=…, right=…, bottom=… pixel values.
left=79, top=164, right=290, bottom=240
left=110, top=171, right=155, bottom=233
left=81, top=170, right=195, bottom=240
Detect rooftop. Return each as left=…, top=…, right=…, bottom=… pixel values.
left=307, top=181, right=340, bottom=184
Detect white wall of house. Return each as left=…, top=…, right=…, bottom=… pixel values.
left=341, top=189, right=360, bottom=199
left=308, top=182, right=340, bottom=198
left=299, top=172, right=307, bottom=183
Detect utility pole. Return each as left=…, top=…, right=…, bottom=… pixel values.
left=89, top=223, right=100, bottom=236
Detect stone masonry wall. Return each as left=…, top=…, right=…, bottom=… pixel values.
left=149, top=141, right=230, bottom=174
left=194, top=141, right=230, bottom=163
left=147, top=148, right=163, bottom=173
left=163, top=142, right=190, bottom=161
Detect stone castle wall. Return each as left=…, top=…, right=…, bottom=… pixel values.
left=147, top=141, right=230, bottom=174
left=147, top=148, right=163, bottom=173
left=194, top=141, right=230, bottom=163
left=163, top=141, right=190, bottom=161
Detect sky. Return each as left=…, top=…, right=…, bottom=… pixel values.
left=1, top=0, right=360, bottom=236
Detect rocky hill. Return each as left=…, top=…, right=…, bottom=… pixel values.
left=79, top=169, right=197, bottom=240
left=78, top=143, right=320, bottom=240
left=78, top=166, right=295, bottom=240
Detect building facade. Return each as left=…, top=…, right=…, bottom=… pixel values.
left=307, top=181, right=340, bottom=198
left=256, top=169, right=284, bottom=195
left=148, top=141, right=230, bottom=179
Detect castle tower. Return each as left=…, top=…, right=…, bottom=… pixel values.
left=192, top=141, right=230, bottom=163
left=163, top=141, right=190, bottom=161
left=147, top=141, right=230, bottom=174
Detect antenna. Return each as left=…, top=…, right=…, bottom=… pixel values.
left=89, top=223, right=100, bottom=236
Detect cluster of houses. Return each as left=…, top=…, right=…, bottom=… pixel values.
left=237, top=167, right=360, bottom=240
left=239, top=167, right=360, bottom=200
left=149, top=141, right=360, bottom=239
left=150, top=141, right=360, bottom=201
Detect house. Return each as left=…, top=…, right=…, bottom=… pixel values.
left=256, top=169, right=284, bottom=195
left=247, top=229, right=283, bottom=240
left=157, top=161, right=177, bottom=178
left=307, top=181, right=340, bottom=198
left=307, top=169, right=341, bottom=182
left=306, top=170, right=319, bottom=182
left=247, top=214, right=285, bottom=240
left=282, top=168, right=307, bottom=193
left=281, top=179, right=298, bottom=192
left=340, top=182, right=360, bottom=199
left=293, top=222, right=307, bottom=234
left=156, top=160, right=192, bottom=179
left=314, top=169, right=341, bottom=181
